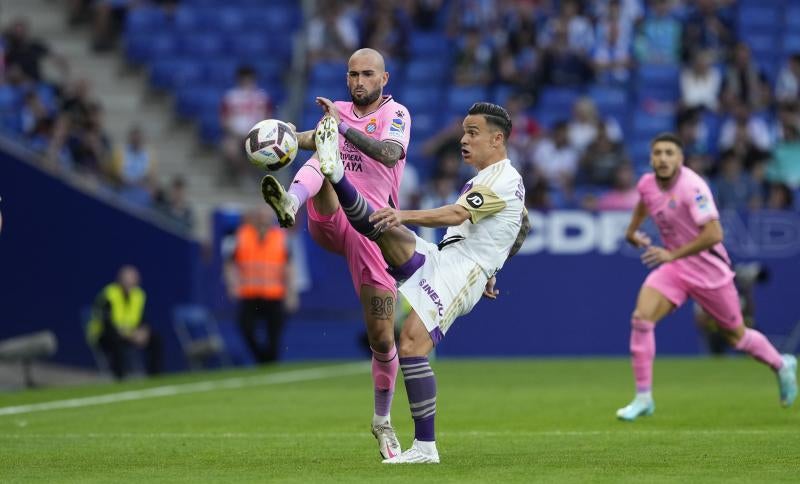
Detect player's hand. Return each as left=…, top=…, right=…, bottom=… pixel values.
left=369, top=207, right=403, bottom=232
left=315, top=97, right=340, bottom=123
left=626, top=230, right=652, bottom=248
left=641, top=246, right=674, bottom=268
left=483, top=276, right=499, bottom=300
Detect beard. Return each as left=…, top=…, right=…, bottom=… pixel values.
left=351, top=86, right=381, bottom=106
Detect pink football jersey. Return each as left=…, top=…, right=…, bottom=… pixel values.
left=637, top=166, right=734, bottom=288
left=333, top=95, right=411, bottom=209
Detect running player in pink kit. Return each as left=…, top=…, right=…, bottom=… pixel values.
left=260, top=49, right=409, bottom=458
left=617, top=133, right=797, bottom=421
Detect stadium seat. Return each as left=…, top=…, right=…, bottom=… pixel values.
left=405, top=58, right=449, bottom=84
left=199, top=113, right=222, bottom=145
left=310, top=61, right=348, bottom=84
left=181, top=33, right=225, bottom=58
left=176, top=86, right=223, bottom=118
left=782, top=34, right=800, bottom=56
left=631, top=111, right=675, bottom=138
left=227, top=32, right=270, bottom=65
left=409, top=31, right=452, bottom=58
left=636, top=64, right=680, bottom=88
left=737, top=6, right=780, bottom=32
left=538, top=87, right=582, bottom=112
left=150, top=58, right=204, bottom=90
left=172, top=304, right=231, bottom=370
left=217, top=7, right=246, bottom=32
left=124, top=6, right=166, bottom=34
left=410, top=111, right=440, bottom=143
left=447, top=86, right=488, bottom=112
left=589, top=85, right=628, bottom=112
left=401, top=86, right=442, bottom=112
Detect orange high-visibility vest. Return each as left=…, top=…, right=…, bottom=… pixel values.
left=234, top=224, right=287, bottom=300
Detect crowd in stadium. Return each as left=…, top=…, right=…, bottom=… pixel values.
left=1, top=0, right=798, bottom=232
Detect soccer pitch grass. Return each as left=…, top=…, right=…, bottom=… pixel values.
left=1, top=358, right=798, bottom=483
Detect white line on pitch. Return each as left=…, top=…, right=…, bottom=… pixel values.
left=0, top=362, right=369, bottom=417
left=1, top=429, right=795, bottom=439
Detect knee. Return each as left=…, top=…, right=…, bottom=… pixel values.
left=367, top=330, right=395, bottom=354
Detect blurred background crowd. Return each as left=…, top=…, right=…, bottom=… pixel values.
left=1, top=0, right=798, bottom=241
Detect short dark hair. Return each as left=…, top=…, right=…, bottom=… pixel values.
left=468, top=102, right=512, bottom=142
left=651, top=132, right=683, bottom=151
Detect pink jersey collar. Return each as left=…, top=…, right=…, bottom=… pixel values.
left=350, top=95, right=393, bottom=119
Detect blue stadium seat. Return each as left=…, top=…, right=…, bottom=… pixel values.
left=631, top=111, right=675, bottom=139
left=310, top=61, right=348, bottom=84
left=782, top=33, right=800, bottom=56
left=588, top=85, right=627, bottom=112
left=199, top=112, right=222, bottom=145
left=124, top=7, right=166, bottom=34
left=538, top=87, right=582, bottom=112
left=181, top=33, right=225, bottom=58
left=401, top=86, right=441, bottom=112
left=228, top=32, right=270, bottom=65
left=410, top=111, right=440, bottom=142
left=202, top=58, right=239, bottom=88
left=532, top=106, right=567, bottom=130
left=126, top=32, right=179, bottom=64
left=447, top=86, right=488, bottom=112
left=409, top=32, right=452, bottom=58
left=737, top=6, right=780, bottom=33
left=629, top=139, right=652, bottom=166
left=175, top=7, right=217, bottom=32
left=176, top=86, right=223, bottom=118
left=491, top=85, right=516, bottom=106
left=150, top=58, right=204, bottom=90
left=405, top=58, right=449, bottom=84
left=636, top=64, right=680, bottom=88
left=787, top=6, right=800, bottom=30
left=217, top=7, right=246, bottom=32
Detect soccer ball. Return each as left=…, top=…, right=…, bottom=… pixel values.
left=244, top=119, right=298, bottom=171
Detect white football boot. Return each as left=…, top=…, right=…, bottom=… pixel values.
left=372, top=423, right=402, bottom=460
left=616, top=394, right=655, bottom=422
left=315, top=115, right=343, bottom=182
left=382, top=439, right=440, bottom=464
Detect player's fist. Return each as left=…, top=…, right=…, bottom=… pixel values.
left=483, top=276, right=499, bottom=300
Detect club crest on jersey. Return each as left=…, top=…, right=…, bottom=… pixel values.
left=695, top=193, right=709, bottom=211
left=389, top=118, right=405, bottom=134
left=668, top=195, right=677, bottom=209
left=366, top=118, right=377, bottom=134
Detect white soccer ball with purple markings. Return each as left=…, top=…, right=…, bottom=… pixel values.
left=244, top=119, right=298, bottom=171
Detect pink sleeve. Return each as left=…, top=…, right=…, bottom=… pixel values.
left=685, top=178, right=719, bottom=226
left=379, top=104, right=411, bottom=157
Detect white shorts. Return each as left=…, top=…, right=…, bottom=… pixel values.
left=398, top=236, right=488, bottom=346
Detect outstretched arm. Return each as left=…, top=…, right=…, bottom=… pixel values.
left=625, top=200, right=652, bottom=248
left=316, top=96, right=404, bottom=167
left=370, top=204, right=471, bottom=231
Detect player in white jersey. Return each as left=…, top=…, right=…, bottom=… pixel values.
left=315, top=102, right=530, bottom=464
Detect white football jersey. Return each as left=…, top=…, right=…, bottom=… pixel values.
left=440, top=159, right=525, bottom=277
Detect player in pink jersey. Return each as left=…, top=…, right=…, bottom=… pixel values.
left=260, top=48, right=410, bottom=459
left=617, top=132, right=797, bottom=421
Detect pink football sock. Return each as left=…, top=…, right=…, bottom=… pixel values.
left=287, top=158, right=324, bottom=207
left=372, top=345, right=399, bottom=418
left=630, top=318, right=656, bottom=393
left=735, top=328, right=784, bottom=371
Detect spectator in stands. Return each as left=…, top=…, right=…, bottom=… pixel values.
left=773, top=101, right=800, bottom=143
left=720, top=42, right=771, bottom=113
left=576, top=121, right=629, bottom=187
left=592, top=0, right=644, bottom=28
left=361, top=1, right=411, bottom=62
left=505, top=94, right=541, bottom=170
left=91, top=0, right=132, bottom=51
left=766, top=183, right=794, bottom=210
left=539, top=0, right=594, bottom=56
left=87, top=265, right=163, bottom=380
left=539, top=23, right=594, bottom=87
left=409, top=0, right=446, bottom=30
left=594, top=163, right=639, bottom=211
left=567, top=97, right=623, bottom=153
left=681, top=0, right=733, bottom=64
left=775, top=54, right=800, bottom=104
left=718, top=103, right=772, bottom=155
left=676, top=107, right=712, bottom=157
left=156, top=176, right=194, bottom=232
left=453, top=28, right=496, bottom=87
left=592, top=0, right=634, bottom=85
left=111, top=125, right=158, bottom=202
left=225, top=207, right=298, bottom=364
left=68, top=102, right=111, bottom=178
left=220, top=66, right=272, bottom=185
left=634, top=0, right=681, bottom=65
left=496, top=12, right=540, bottom=93
left=306, top=0, right=359, bottom=64
left=680, top=49, right=721, bottom=112
left=767, top=120, right=800, bottom=189
left=532, top=120, right=579, bottom=191
left=2, top=17, right=68, bottom=83
left=714, top=152, right=762, bottom=210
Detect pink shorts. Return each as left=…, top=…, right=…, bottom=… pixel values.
left=644, top=263, right=743, bottom=329
left=306, top=201, right=397, bottom=297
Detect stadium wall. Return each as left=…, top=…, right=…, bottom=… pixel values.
left=0, top=147, right=200, bottom=371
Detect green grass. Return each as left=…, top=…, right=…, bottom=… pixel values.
left=1, top=358, right=798, bottom=483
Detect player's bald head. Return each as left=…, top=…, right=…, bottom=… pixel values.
left=349, top=48, right=386, bottom=73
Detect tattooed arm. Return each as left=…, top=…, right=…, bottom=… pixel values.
left=507, top=209, right=531, bottom=260
left=342, top=128, right=404, bottom=168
